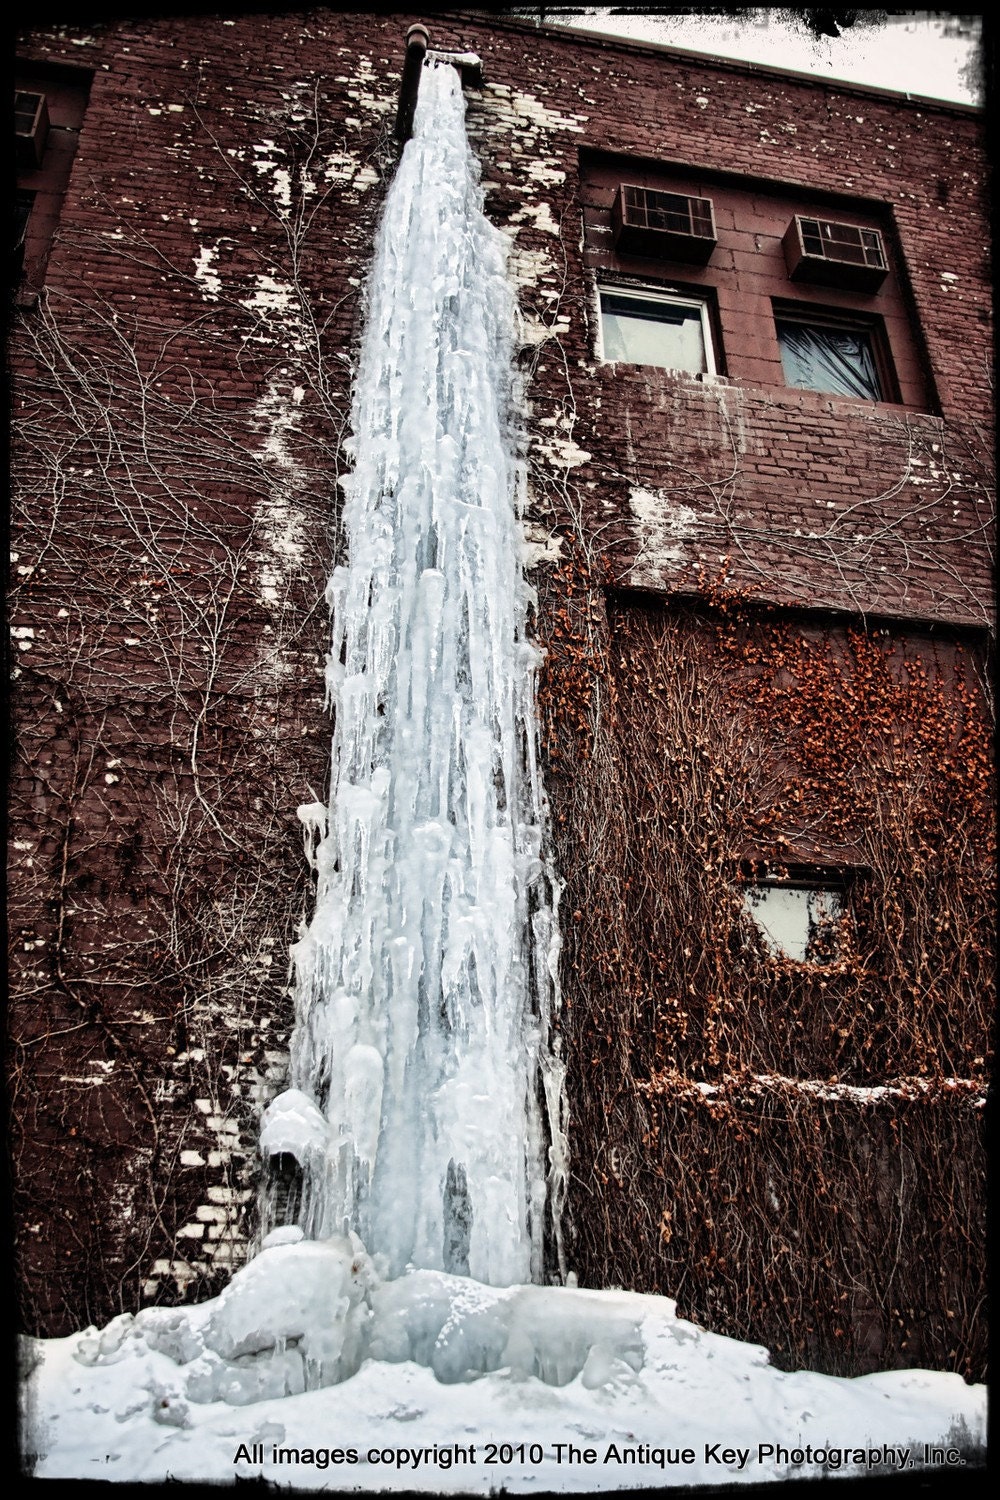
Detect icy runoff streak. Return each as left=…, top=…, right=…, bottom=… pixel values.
left=263, top=60, right=564, bottom=1285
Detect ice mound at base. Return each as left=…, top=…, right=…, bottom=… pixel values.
left=25, top=1239, right=986, bottom=1488
left=70, top=1237, right=652, bottom=1406
left=369, top=1271, right=646, bottom=1388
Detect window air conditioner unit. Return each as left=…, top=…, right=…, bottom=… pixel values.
left=611, top=185, right=717, bottom=264
left=782, top=215, right=888, bottom=292
left=16, top=91, right=50, bottom=170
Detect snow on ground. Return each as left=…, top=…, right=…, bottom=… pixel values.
left=20, top=1234, right=984, bottom=1489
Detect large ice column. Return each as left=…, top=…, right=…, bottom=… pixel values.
left=262, top=59, right=563, bottom=1286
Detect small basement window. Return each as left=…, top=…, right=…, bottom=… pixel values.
left=14, top=189, right=35, bottom=247
left=744, top=881, right=844, bottom=963
left=15, top=90, right=49, bottom=169
left=599, top=285, right=716, bottom=374
left=774, top=305, right=895, bottom=402
left=13, top=189, right=35, bottom=280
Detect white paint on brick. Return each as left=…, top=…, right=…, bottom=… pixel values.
left=208, top=1186, right=252, bottom=1203
left=509, top=200, right=561, bottom=236
left=241, top=274, right=295, bottom=315
left=505, top=240, right=559, bottom=292
left=520, top=522, right=564, bottom=569
left=477, top=84, right=588, bottom=137
left=246, top=375, right=311, bottom=633
left=519, top=313, right=571, bottom=346
left=533, top=434, right=592, bottom=470
left=628, top=488, right=710, bottom=586
left=191, top=242, right=222, bottom=300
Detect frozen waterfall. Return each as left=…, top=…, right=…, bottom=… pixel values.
left=261, top=58, right=565, bottom=1286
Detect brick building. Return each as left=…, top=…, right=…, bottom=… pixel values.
left=10, top=9, right=992, bottom=1379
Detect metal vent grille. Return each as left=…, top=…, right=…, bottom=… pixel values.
left=783, top=215, right=888, bottom=291
left=611, top=185, right=717, bottom=264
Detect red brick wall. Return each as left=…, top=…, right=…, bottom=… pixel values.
left=582, top=160, right=930, bottom=406
left=9, top=9, right=991, bottom=1353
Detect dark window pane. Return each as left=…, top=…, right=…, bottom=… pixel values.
left=800, top=219, right=825, bottom=256
left=776, top=321, right=883, bottom=401
left=15, top=191, right=35, bottom=246
left=15, top=92, right=43, bottom=132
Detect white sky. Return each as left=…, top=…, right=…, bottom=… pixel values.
left=547, top=10, right=983, bottom=105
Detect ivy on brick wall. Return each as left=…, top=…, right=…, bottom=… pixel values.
left=536, top=547, right=992, bottom=1380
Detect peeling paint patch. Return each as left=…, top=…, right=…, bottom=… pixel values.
left=628, top=488, right=709, bottom=586
left=479, top=84, right=588, bottom=136
left=240, top=274, right=295, bottom=316
left=533, top=433, right=591, bottom=470
left=508, top=200, right=561, bottom=236
left=505, top=240, right=559, bottom=292
left=192, top=243, right=221, bottom=300
left=520, top=521, right=564, bottom=569
left=519, top=313, right=571, bottom=346
left=250, top=140, right=293, bottom=212
left=630, top=489, right=700, bottom=538
left=523, top=160, right=566, bottom=188
left=322, top=150, right=362, bottom=185
left=247, top=374, right=311, bottom=649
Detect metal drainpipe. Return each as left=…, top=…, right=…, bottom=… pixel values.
left=394, top=24, right=429, bottom=143
left=394, top=26, right=484, bottom=143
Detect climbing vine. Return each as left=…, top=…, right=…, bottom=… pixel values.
left=536, top=548, right=991, bottom=1380
left=7, top=80, right=396, bottom=1335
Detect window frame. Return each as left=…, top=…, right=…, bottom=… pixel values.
left=597, top=281, right=719, bottom=376
left=742, top=874, right=848, bottom=965
left=772, top=299, right=900, bottom=405
left=15, top=90, right=50, bottom=169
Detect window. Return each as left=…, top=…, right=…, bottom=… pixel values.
left=14, top=64, right=92, bottom=296
left=581, top=152, right=930, bottom=410
left=599, top=285, right=716, bottom=374
left=15, top=90, right=49, bottom=169
left=744, top=881, right=844, bottom=963
left=13, top=190, right=35, bottom=281
left=774, top=305, right=896, bottom=403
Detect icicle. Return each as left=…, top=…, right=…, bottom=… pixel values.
left=262, top=58, right=564, bottom=1286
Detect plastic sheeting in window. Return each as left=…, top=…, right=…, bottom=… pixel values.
left=776, top=321, right=883, bottom=401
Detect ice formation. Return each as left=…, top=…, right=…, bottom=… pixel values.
left=71, top=1241, right=650, bottom=1407
left=29, top=1243, right=986, bottom=1489
left=261, top=58, right=564, bottom=1285
left=20, top=57, right=991, bottom=1496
